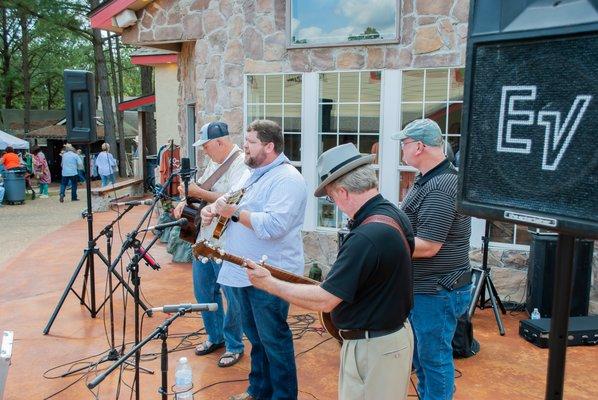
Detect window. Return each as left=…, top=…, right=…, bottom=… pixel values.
left=288, top=0, right=399, bottom=47
left=246, top=74, right=303, bottom=167
left=318, top=71, right=382, bottom=228
left=398, top=68, right=464, bottom=201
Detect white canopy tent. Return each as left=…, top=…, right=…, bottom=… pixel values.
left=0, top=130, right=29, bottom=150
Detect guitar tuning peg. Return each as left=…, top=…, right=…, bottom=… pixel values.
left=201, top=257, right=209, bottom=264
left=215, top=258, right=223, bottom=264
left=218, top=249, right=225, bottom=255
left=260, top=255, right=268, bottom=263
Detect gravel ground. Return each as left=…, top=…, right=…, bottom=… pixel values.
left=0, top=184, right=90, bottom=267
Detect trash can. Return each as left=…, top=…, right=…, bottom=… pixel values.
left=3, top=168, right=26, bottom=204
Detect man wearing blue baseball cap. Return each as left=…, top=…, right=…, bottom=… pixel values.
left=174, top=120, right=248, bottom=368
left=392, top=119, right=472, bottom=400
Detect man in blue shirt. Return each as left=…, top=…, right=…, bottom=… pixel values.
left=59, top=144, right=81, bottom=202
left=202, top=119, right=307, bottom=400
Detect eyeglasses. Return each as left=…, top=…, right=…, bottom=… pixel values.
left=325, top=195, right=335, bottom=204
left=400, top=140, right=419, bottom=149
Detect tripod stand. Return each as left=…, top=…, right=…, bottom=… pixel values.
left=43, top=146, right=150, bottom=335
left=468, top=220, right=507, bottom=336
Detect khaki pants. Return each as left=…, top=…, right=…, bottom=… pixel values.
left=339, top=321, right=414, bottom=400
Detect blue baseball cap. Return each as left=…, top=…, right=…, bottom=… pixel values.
left=391, top=118, right=443, bottom=147
left=192, top=121, right=229, bottom=147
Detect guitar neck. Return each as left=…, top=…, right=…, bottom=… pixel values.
left=223, top=253, right=318, bottom=285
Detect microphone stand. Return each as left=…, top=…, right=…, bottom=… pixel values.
left=59, top=204, right=155, bottom=377
left=87, top=309, right=190, bottom=400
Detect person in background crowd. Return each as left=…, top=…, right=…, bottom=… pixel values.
left=0, top=146, right=21, bottom=170
left=392, top=119, right=472, bottom=400
left=95, top=143, right=117, bottom=187
left=23, top=151, right=36, bottom=200
left=76, top=149, right=86, bottom=183
left=59, top=144, right=80, bottom=203
left=0, top=173, right=5, bottom=206
left=32, top=146, right=51, bottom=198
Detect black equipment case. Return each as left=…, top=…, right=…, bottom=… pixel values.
left=519, top=316, right=598, bottom=348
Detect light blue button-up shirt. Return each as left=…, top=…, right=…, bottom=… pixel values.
left=61, top=151, right=80, bottom=177
left=217, top=153, right=307, bottom=287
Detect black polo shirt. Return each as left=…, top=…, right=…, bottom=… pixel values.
left=321, top=194, right=414, bottom=330
left=400, top=159, right=471, bottom=294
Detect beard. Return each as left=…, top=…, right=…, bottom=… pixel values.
left=244, top=149, right=267, bottom=168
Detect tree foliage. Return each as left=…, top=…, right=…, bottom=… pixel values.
left=0, top=0, right=140, bottom=110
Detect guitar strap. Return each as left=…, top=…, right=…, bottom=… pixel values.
left=199, top=149, right=242, bottom=191
left=361, top=214, right=412, bottom=254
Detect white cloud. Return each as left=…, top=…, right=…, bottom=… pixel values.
left=297, top=26, right=325, bottom=40
left=291, top=18, right=300, bottom=32
left=336, top=0, right=396, bottom=34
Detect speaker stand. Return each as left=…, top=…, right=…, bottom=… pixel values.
left=468, top=220, right=507, bottom=336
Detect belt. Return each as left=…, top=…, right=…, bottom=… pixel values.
left=452, top=270, right=472, bottom=290
left=338, top=323, right=404, bottom=341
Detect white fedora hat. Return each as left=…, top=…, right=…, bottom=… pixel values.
left=314, top=143, right=375, bottom=197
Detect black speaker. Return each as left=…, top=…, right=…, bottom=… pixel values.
left=526, top=232, right=593, bottom=318
left=64, top=70, right=97, bottom=144
left=457, top=0, right=598, bottom=239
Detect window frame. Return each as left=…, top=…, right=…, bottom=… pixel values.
left=286, top=0, right=401, bottom=49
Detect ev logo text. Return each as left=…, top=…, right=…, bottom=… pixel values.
left=496, top=85, right=592, bottom=171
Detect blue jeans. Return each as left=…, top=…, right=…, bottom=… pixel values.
left=192, top=259, right=243, bottom=353
left=60, top=175, right=78, bottom=200
left=101, top=173, right=115, bottom=187
left=0, top=185, right=4, bottom=204
left=410, top=284, right=472, bottom=400
left=235, top=286, right=297, bottom=400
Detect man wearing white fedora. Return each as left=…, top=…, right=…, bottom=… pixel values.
left=245, top=143, right=415, bottom=400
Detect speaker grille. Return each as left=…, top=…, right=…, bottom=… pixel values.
left=461, top=33, right=598, bottom=235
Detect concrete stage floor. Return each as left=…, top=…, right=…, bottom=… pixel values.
left=0, top=206, right=596, bottom=399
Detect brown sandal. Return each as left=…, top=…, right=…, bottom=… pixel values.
left=218, top=351, right=243, bottom=368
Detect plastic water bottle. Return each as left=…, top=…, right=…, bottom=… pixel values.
left=531, top=308, right=541, bottom=320
left=175, top=356, right=193, bottom=399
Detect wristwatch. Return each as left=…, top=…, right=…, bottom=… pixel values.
left=231, top=208, right=241, bottom=223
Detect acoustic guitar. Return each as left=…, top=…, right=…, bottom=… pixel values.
left=191, top=239, right=341, bottom=342
left=211, top=189, right=245, bottom=240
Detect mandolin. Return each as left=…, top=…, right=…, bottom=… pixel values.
left=211, top=189, right=245, bottom=240
left=191, top=239, right=341, bottom=342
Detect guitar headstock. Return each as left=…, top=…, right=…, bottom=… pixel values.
left=191, top=239, right=223, bottom=261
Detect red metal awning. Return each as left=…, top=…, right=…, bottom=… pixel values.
left=118, top=94, right=156, bottom=112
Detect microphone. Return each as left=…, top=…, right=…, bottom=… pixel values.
left=137, top=246, right=160, bottom=270
left=149, top=303, right=218, bottom=314
left=142, top=218, right=188, bottom=232
left=111, top=199, right=154, bottom=207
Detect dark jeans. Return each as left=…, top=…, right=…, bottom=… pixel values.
left=235, top=286, right=297, bottom=400
left=60, top=175, right=78, bottom=200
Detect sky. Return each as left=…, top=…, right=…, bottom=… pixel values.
left=291, top=0, right=397, bottom=43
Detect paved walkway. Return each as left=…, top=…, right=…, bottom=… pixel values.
left=0, top=183, right=91, bottom=267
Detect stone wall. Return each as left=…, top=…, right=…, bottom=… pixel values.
left=303, top=231, right=597, bottom=315
left=122, top=0, right=470, bottom=141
